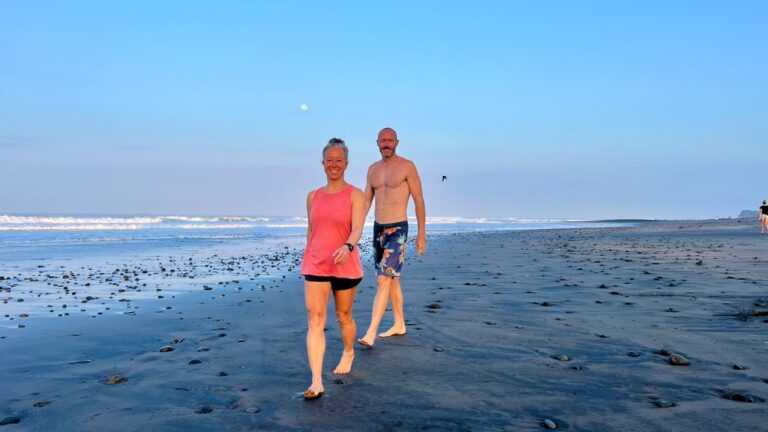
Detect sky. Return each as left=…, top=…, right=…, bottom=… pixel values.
left=1, top=1, right=766, bottom=220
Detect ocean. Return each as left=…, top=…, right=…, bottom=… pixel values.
left=0, top=214, right=631, bottom=321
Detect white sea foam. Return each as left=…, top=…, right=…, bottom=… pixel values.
left=0, top=224, right=145, bottom=231
left=0, top=215, right=162, bottom=224
left=175, top=224, right=254, bottom=229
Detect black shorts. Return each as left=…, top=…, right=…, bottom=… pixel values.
left=304, top=275, right=362, bottom=291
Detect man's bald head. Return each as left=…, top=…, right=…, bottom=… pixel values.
left=378, top=127, right=398, bottom=141
left=376, top=127, right=399, bottom=159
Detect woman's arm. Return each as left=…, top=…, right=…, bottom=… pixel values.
left=332, top=188, right=365, bottom=264
left=306, top=190, right=315, bottom=242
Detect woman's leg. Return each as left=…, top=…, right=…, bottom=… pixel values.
left=305, top=280, right=331, bottom=394
left=332, top=285, right=358, bottom=374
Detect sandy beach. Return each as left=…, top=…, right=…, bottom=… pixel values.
left=1, top=218, right=767, bottom=431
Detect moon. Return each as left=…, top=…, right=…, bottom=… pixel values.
left=300, top=104, right=308, bottom=112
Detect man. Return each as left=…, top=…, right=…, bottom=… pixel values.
left=357, top=127, right=426, bottom=348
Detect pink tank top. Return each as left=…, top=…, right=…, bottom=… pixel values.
left=300, top=185, right=363, bottom=278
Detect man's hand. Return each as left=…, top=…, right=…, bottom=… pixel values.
left=416, top=234, right=427, bottom=256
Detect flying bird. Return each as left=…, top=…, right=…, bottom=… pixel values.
left=442, top=176, right=447, bottom=182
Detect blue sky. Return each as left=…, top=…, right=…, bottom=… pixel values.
left=1, top=1, right=766, bottom=219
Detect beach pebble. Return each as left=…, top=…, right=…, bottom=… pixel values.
left=543, top=418, right=557, bottom=429
left=433, top=347, right=444, bottom=352
left=627, top=352, right=641, bottom=358
left=541, top=302, right=553, bottom=307
left=170, top=338, right=184, bottom=344
left=654, top=399, right=676, bottom=408
left=426, top=303, right=442, bottom=309
left=668, top=354, right=690, bottom=366
left=33, top=401, right=51, bottom=408
left=334, top=378, right=345, bottom=385
left=659, top=349, right=673, bottom=356
left=197, top=347, right=210, bottom=352
left=551, top=354, right=570, bottom=362
left=188, top=359, right=202, bottom=365
left=106, top=375, right=127, bottom=385
left=0, top=416, right=21, bottom=426
left=245, top=407, right=261, bottom=414
left=159, top=346, right=174, bottom=352
left=732, top=364, right=748, bottom=370
left=723, top=392, right=764, bottom=403
left=195, top=406, right=213, bottom=414
left=218, top=371, right=228, bottom=376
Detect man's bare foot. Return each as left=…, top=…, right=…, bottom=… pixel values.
left=333, top=350, right=354, bottom=374
left=379, top=325, right=406, bottom=338
left=303, top=383, right=324, bottom=400
left=356, top=335, right=375, bottom=348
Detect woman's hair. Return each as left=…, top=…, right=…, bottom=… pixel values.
left=323, top=137, right=348, bottom=161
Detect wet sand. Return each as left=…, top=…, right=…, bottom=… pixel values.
left=1, top=219, right=767, bottom=431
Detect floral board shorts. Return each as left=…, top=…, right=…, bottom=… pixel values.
left=373, top=221, right=408, bottom=278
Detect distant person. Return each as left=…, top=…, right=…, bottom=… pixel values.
left=300, top=138, right=365, bottom=399
left=357, top=127, right=426, bottom=348
left=759, top=200, right=768, bottom=234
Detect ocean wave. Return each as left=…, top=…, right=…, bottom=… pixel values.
left=0, top=215, right=163, bottom=224
left=0, top=224, right=145, bottom=231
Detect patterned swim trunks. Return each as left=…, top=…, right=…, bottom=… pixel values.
left=373, top=221, right=409, bottom=278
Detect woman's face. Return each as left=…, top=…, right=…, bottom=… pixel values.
left=323, top=147, right=347, bottom=181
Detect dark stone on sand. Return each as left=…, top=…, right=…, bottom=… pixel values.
left=541, top=302, right=553, bottom=307
left=33, top=401, right=51, bottom=408
left=551, top=354, right=570, bottom=362
left=665, top=308, right=679, bottom=313
left=433, top=347, right=444, bottom=352
left=197, top=347, right=210, bottom=352
left=598, top=284, right=608, bottom=289
left=334, top=378, right=345, bottom=385
left=245, top=407, right=262, bottom=414
left=106, top=375, right=127, bottom=385
left=659, top=349, right=673, bottom=356
left=668, top=354, right=690, bottom=366
left=170, top=338, right=184, bottom=344
left=159, top=346, right=174, bottom=352
left=627, top=352, right=641, bottom=357
left=484, top=321, right=497, bottom=325
left=195, top=406, right=213, bottom=414
left=696, top=260, right=703, bottom=265
left=654, top=399, right=676, bottom=408
left=189, top=359, right=202, bottom=365
left=0, top=416, right=21, bottom=426
left=722, top=392, right=765, bottom=403
left=203, top=286, right=213, bottom=291
left=218, top=372, right=228, bottom=376
left=732, top=364, right=748, bottom=370
left=426, top=303, right=442, bottom=309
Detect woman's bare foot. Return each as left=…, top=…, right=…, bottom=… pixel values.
left=333, top=350, right=354, bottom=374
left=379, top=325, right=406, bottom=338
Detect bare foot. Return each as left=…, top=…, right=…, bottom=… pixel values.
left=356, top=335, right=375, bottom=348
left=379, top=325, right=406, bottom=338
left=333, top=350, right=354, bottom=374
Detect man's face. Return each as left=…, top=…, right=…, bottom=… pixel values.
left=323, top=147, right=347, bottom=181
left=377, top=130, right=399, bottom=159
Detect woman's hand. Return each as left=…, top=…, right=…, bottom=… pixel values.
left=332, top=245, right=350, bottom=265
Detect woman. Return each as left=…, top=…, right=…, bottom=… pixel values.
left=759, top=200, right=768, bottom=234
left=300, top=137, right=365, bottom=399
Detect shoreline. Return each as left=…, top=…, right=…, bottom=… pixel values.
left=1, top=218, right=767, bottom=430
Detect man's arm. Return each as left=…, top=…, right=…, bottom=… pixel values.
left=406, top=161, right=427, bottom=255
left=363, top=165, right=375, bottom=221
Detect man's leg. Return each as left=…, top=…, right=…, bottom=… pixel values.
left=379, top=276, right=406, bottom=337
left=357, top=275, right=392, bottom=347
left=305, top=281, right=331, bottom=395
left=332, top=286, right=357, bottom=374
